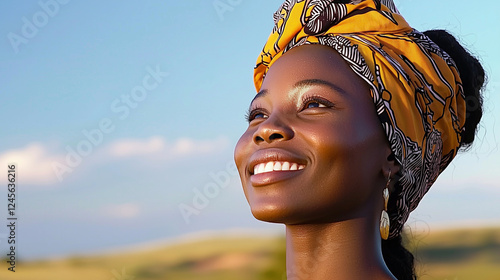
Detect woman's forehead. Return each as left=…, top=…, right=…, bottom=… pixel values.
left=257, top=45, right=369, bottom=100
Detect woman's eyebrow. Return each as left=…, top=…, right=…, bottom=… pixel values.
left=293, top=79, right=348, bottom=96
left=250, top=78, right=346, bottom=106
left=251, top=89, right=268, bottom=104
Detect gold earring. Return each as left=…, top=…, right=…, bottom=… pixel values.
left=380, top=171, right=391, bottom=240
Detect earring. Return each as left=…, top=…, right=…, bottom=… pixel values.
left=380, top=171, right=391, bottom=240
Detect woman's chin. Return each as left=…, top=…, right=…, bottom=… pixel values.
left=250, top=204, right=298, bottom=224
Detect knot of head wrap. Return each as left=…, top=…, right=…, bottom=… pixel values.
left=254, top=0, right=466, bottom=239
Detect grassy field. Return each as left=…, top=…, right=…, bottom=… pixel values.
left=0, top=227, right=499, bottom=280
left=409, top=227, right=500, bottom=280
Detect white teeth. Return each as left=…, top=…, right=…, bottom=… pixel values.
left=264, top=162, right=274, bottom=172
left=273, top=162, right=282, bottom=171
left=253, top=161, right=305, bottom=175
left=282, top=162, right=290, bottom=171
left=257, top=163, right=265, bottom=174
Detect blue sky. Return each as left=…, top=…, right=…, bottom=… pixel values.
left=0, top=0, right=499, bottom=260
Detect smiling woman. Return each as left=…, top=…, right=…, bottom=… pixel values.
left=238, top=45, right=391, bottom=228
left=233, top=0, right=485, bottom=279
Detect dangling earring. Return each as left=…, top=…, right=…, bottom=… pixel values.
left=380, top=170, right=391, bottom=240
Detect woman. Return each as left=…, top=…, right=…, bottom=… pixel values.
left=234, top=0, right=485, bottom=279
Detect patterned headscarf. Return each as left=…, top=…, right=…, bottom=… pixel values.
left=254, top=0, right=465, bottom=238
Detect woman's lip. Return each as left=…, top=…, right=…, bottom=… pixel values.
left=250, top=169, right=305, bottom=187
left=247, top=148, right=308, bottom=175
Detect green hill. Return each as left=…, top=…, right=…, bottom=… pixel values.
left=1, top=227, right=499, bottom=280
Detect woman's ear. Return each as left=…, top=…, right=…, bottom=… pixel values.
left=382, top=145, right=401, bottom=191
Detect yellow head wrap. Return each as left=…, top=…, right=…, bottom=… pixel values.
left=254, top=0, right=466, bottom=238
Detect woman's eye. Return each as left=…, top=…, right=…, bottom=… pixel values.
left=246, top=109, right=268, bottom=122
left=253, top=112, right=267, bottom=119
left=305, top=101, right=327, bottom=109
left=301, top=95, right=334, bottom=111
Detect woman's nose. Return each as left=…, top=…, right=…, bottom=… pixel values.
left=253, top=115, right=294, bottom=144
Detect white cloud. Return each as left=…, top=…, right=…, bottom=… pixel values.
left=0, top=143, right=63, bottom=186
left=107, top=136, right=229, bottom=159
left=172, top=137, right=227, bottom=156
left=0, top=136, right=230, bottom=187
left=101, top=203, right=141, bottom=219
left=108, top=136, right=165, bottom=157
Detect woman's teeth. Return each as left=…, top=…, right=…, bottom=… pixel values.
left=253, top=161, right=305, bottom=175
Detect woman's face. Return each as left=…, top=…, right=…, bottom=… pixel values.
left=234, top=44, right=391, bottom=225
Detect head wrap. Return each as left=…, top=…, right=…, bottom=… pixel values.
left=254, top=0, right=466, bottom=238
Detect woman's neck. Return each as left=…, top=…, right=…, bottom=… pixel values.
left=285, top=217, right=396, bottom=280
